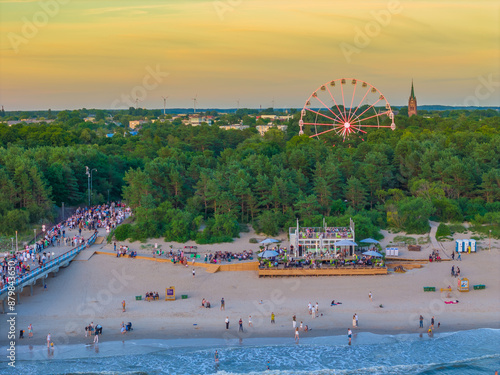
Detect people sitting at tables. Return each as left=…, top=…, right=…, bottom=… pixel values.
left=145, top=291, right=159, bottom=301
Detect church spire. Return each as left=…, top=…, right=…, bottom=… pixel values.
left=408, top=80, right=417, bottom=117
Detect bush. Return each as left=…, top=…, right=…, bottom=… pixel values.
left=106, top=229, right=115, bottom=244
left=249, top=238, right=258, bottom=243
left=393, top=235, right=416, bottom=245
left=448, top=224, right=467, bottom=234
left=114, top=223, right=132, bottom=241
left=436, top=223, right=451, bottom=238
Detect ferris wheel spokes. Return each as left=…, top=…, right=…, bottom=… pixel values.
left=348, top=98, right=384, bottom=125
left=347, top=81, right=358, bottom=123
left=304, top=107, right=342, bottom=124
left=347, top=85, right=372, bottom=123
left=310, top=94, right=345, bottom=124
left=325, top=85, right=348, bottom=123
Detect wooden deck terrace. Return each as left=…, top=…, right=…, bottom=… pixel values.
left=258, top=267, right=388, bottom=277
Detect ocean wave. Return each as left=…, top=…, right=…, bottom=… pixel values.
left=2, top=329, right=499, bottom=375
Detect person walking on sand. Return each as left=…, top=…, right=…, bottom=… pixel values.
left=225, top=317, right=230, bottom=329
left=355, top=313, right=359, bottom=327
left=192, top=269, right=195, bottom=277
left=122, top=300, right=126, bottom=312
left=347, top=328, right=352, bottom=345
left=28, top=324, right=33, bottom=338
left=311, top=306, right=316, bottom=319
left=419, top=315, right=424, bottom=328
left=249, top=315, right=253, bottom=327
left=431, top=316, right=435, bottom=329
left=369, top=291, right=372, bottom=301
left=239, top=318, right=243, bottom=332
left=457, top=252, right=461, bottom=261
left=221, top=298, right=225, bottom=311
left=292, top=315, right=296, bottom=329
left=352, top=314, right=356, bottom=328
left=271, top=312, right=275, bottom=324
left=299, top=321, right=303, bottom=331
left=47, top=333, right=51, bottom=348
left=451, top=252, right=455, bottom=260
left=94, top=329, right=99, bottom=344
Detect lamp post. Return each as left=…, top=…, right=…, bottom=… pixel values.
left=86, top=166, right=90, bottom=207
left=15, top=231, right=18, bottom=252
left=90, top=168, right=97, bottom=205
left=11, top=238, right=14, bottom=253
left=490, top=229, right=492, bottom=252
left=34, top=228, right=36, bottom=246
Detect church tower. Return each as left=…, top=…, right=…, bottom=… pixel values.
left=408, top=80, right=417, bottom=117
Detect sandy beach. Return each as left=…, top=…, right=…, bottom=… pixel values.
left=2, top=225, right=499, bottom=349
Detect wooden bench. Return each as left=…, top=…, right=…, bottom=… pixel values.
left=423, top=287, right=436, bottom=292
left=473, top=284, right=485, bottom=290
left=135, top=295, right=142, bottom=300
left=440, top=287, right=452, bottom=292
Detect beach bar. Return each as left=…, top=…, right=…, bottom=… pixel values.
left=289, top=218, right=356, bottom=257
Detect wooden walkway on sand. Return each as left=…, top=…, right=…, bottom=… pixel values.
left=258, top=267, right=388, bottom=277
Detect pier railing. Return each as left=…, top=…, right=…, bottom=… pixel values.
left=0, top=231, right=98, bottom=298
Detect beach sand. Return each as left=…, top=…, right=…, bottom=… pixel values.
left=3, top=225, right=499, bottom=348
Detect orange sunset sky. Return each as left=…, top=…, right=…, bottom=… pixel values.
left=0, top=0, right=498, bottom=110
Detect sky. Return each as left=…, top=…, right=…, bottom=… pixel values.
left=0, top=0, right=498, bottom=110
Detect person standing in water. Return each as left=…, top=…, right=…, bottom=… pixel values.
left=348, top=328, right=352, bottom=345
left=214, top=350, right=219, bottom=362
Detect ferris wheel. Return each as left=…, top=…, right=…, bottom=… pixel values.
left=298, top=78, right=395, bottom=143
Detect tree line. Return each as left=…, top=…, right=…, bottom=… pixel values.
left=0, top=109, right=499, bottom=243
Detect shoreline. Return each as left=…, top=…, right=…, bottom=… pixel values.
left=4, top=327, right=499, bottom=355
left=4, top=322, right=499, bottom=348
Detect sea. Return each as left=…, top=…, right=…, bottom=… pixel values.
left=1, top=329, right=498, bottom=374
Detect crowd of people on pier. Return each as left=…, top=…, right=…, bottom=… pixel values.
left=0, top=202, right=130, bottom=291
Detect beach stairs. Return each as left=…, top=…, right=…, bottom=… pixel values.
left=94, top=236, right=105, bottom=245
left=73, top=249, right=96, bottom=261
left=205, top=264, right=221, bottom=273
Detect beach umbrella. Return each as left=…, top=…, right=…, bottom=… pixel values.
left=258, top=250, right=279, bottom=258
left=335, top=239, right=358, bottom=247
left=362, top=250, right=383, bottom=257
left=360, top=238, right=379, bottom=244
left=260, top=238, right=280, bottom=245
